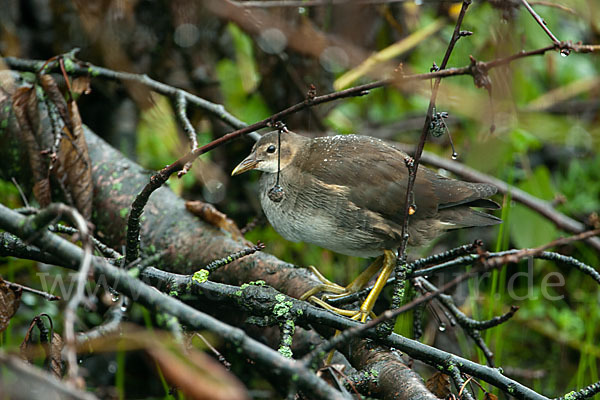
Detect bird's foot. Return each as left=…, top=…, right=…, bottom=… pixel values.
left=299, top=265, right=348, bottom=301
left=307, top=296, right=376, bottom=322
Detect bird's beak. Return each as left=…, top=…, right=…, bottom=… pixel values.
left=231, top=156, right=259, bottom=176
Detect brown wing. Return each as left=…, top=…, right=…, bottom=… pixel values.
left=298, top=135, right=499, bottom=226
left=298, top=135, right=440, bottom=224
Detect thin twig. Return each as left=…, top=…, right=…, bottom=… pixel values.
left=380, top=0, right=473, bottom=336
left=174, top=92, right=198, bottom=177
left=4, top=280, right=61, bottom=301
left=520, top=0, right=563, bottom=49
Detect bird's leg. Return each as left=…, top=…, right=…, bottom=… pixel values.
left=299, top=266, right=348, bottom=301
left=301, top=256, right=385, bottom=322
left=333, top=256, right=383, bottom=295
left=352, top=250, right=396, bottom=323
left=300, top=256, right=384, bottom=301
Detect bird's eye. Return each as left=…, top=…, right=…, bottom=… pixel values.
left=266, top=145, right=277, bottom=154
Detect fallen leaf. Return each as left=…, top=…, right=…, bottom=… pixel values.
left=426, top=371, right=451, bottom=398
left=186, top=201, right=245, bottom=242
left=0, top=278, right=21, bottom=332
left=484, top=393, right=498, bottom=400
left=55, top=100, right=93, bottom=219
left=12, top=86, right=51, bottom=206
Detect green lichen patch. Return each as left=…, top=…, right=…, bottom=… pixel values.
left=278, top=346, right=293, bottom=358
left=192, top=269, right=209, bottom=284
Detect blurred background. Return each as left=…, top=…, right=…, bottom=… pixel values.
left=0, top=0, right=599, bottom=397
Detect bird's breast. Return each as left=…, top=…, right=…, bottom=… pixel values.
left=258, top=172, right=390, bottom=258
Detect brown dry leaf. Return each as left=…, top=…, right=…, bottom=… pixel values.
left=186, top=201, right=245, bottom=242
left=0, top=278, right=22, bottom=332
left=148, top=345, right=248, bottom=400
left=47, top=332, right=64, bottom=379
left=71, top=76, right=92, bottom=96
left=55, top=100, right=93, bottom=219
left=38, top=74, right=72, bottom=134
left=484, top=393, right=498, bottom=400
left=20, top=315, right=48, bottom=363
left=81, top=327, right=248, bottom=400
left=19, top=315, right=63, bottom=378
left=12, top=86, right=51, bottom=206
left=33, top=178, right=52, bottom=208
left=425, top=371, right=451, bottom=398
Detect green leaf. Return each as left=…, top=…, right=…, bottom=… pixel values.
left=137, top=94, right=179, bottom=169
left=509, top=166, right=558, bottom=248
left=228, top=23, right=260, bottom=94
left=216, top=59, right=271, bottom=123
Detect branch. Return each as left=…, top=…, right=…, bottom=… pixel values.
left=0, top=204, right=349, bottom=400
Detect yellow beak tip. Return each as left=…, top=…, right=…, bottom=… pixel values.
left=231, top=159, right=258, bottom=176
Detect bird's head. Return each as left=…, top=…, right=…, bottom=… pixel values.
left=231, top=130, right=306, bottom=175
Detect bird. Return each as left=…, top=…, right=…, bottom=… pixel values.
left=232, top=130, right=501, bottom=321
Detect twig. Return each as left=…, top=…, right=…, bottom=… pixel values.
left=194, top=333, right=231, bottom=369
left=51, top=223, right=122, bottom=260
left=4, top=280, right=61, bottom=301
left=14, top=204, right=93, bottom=385
left=555, top=381, right=600, bottom=400
left=77, top=298, right=125, bottom=344
left=203, top=242, right=265, bottom=272
left=380, top=0, right=473, bottom=336
left=330, top=242, right=600, bottom=307
left=174, top=92, right=198, bottom=177
left=235, top=0, right=436, bottom=6
left=520, top=0, right=566, bottom=54
left=486, top=229, right=600, bottom=268
left=0, top=352, right=98, bottom=400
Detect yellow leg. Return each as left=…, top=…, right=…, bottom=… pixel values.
left=300, top=253, right=392, bottom=323
left=322, top=256, right=383, bottom=301
left=354, top=250, right=396, bottom=322
left=343, top=256, right=383, bottom=293
left=299, top=266, right=348, bottom=301
left=301, top=256, right=384, bottom=301
left=308, top=296, right=360, bottom=317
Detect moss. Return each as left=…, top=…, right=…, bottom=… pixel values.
left=273, top=296, right=293, bottom=317
left=112, top=182, right=122, bottom=191
left=192, top=269, right=209, bottom=284
left=63, top=58, right=75, bottom=73
left=563, top=392, right=577, bottom=400
left=278, top=346, right=293, bottom=358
